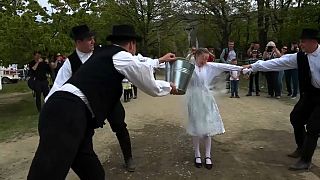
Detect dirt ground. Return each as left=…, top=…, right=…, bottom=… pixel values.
left=1, top=89, right=320, bottom=180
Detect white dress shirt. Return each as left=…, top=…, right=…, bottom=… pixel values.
left=54, top=50, right=171, bottom=116
left=45, top=49, right=93, bottom=102
left=251, top=44, right=320, bottom=88
left=45, top=49, right=163, bottom=102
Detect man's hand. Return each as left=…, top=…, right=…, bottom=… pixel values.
left=159, top=53, right=176, bottom=63
left=37, top=58, right=43, bottom=63
left=170, top=82, right=178, bottom=95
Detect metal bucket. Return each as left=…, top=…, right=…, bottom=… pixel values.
left=165, top=58, right=195, bottom=95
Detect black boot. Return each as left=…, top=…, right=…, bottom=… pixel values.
left=287, top=148, right=302, bottom=158
left=300, top=135, right=318, bottom=164
left=116, top=130, right=135, bottom=172
left=289, top=159, right=311, bottom=171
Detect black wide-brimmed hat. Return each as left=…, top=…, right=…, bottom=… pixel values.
left=106, top=24, right=142, bottom=42
left=70, top=25, right=95, bottom=41
left=300, top=28, right=320, bottom=40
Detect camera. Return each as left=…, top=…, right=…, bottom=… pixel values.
left=267, top=46, right=274, bottom=52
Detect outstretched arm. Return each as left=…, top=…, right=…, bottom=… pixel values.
left=244, top=53, right=298, bottom=72
left=114, top=51, right=175, bottom=97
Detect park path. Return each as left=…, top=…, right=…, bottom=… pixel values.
left=0, top=89, right=320, bottom=180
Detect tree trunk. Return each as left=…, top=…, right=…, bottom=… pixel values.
left=258, top=0, right=268, bottom=48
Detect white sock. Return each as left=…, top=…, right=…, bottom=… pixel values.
left=192, top=136, right=201, bottom=163
left=204, top=136, right=212, bottom=164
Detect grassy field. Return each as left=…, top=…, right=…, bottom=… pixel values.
left=0, top=81, right=38, bottom=142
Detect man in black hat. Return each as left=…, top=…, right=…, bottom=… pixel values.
left=243, top=28, right=320, bottom=170
left=45, top=24, right=95, bottom=100
left=27, top=24, right=177, bottom=179
left=44, top=25, right=175, bottom=172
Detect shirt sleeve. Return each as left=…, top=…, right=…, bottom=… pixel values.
left=251, top=53, right=298, bottom=72
left=45, top=59, right=72, bottom=102
left=113, top=51, right=171, bottom=97
left=207, top=62, right=243, bottom=73
left=134, top=54, right=162, bottom=68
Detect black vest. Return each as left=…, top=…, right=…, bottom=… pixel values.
left=68, top=51, right=83, bottom=75
left=68, top=46, right=105, bottom=74
left=67, top=45, right=125, bottom=128
left=296, top=52, right=320, bottom=96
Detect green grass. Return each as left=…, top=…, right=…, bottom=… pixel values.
left=0, top=81, right=39, bottom=142
left=0, top=80, right=31, bottom=94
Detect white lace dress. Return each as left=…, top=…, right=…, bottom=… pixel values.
left=186, top=62, right=243, bottom=136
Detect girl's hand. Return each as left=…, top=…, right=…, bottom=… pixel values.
left=170, top=82, right=178, bottom=95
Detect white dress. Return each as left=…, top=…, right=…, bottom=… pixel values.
left=186, top=62, right=243, bottom=136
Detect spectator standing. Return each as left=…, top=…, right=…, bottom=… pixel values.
left=246, top=50, right=260, bottom=96
left=263, top=41, right=281, bottom=98
left=28, top=51, right=51, bottom=112
left=285, top=42, right=300, bottom=99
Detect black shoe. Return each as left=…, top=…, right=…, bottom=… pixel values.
left=204, top=157, right=213, bottom=170
left=235, top=95, right=240, bottom=98
left=289, top=159, right=311, bottom=171
left=230, top=96, right=234, bottom=98
left=133, top=96, right=137, bottom=99
left=287, top=93, right=292, bottom=96
left=125, top=158, right=136, bottom=172
left=246, top=93, right=252, bottom=96
left=256, top=92, right=260, bottom=96
left=288, top=149, right=302, bottom=158
left=194, top=157, right=202, bottom=168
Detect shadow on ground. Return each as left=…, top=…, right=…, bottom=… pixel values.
left=103, top=119, right=312, bottom=180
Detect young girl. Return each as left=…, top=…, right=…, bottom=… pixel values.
left=186, top=48, right=243, bottom=169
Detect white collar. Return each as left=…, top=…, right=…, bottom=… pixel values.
left=309, top=45, right=320, bottom=57
left=76, top=48, right=91, bottom=58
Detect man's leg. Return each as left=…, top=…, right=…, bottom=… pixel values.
left=71, top=129, right=105, bottom=180
left=41, top=80, right=50, bottom=98
left=255, top=72, right=260, bottom=95
left=133, top=85, right=137, bottom=98
left=27, top=92, right=89, bottom=180
left=247, top=74, right=254, bottom=95
left=285, top=70, right=292, bottom=95
left=107, top=101, right=135, bottom=171
left=273, top=71, right=281, bottom=97
left=290, top=104, right=320, bottom=170
left=34, top=81, right=42, bottom=112
left=292, top=69, right=299, bottom=97
left=265, top=72, right=273, bottom=96
left=289, top=96, right=314, bottom=157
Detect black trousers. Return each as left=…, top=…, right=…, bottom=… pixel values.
left=123, top=89, right=131, bottom=101
left=132, top=85, right=137, bottom=97
left=248, top=72, right=260, bottom=94
left=290, top=94, right=320, bottom=162
left=265, top=71, right=281, bottom=97
left=34, top=80, right=49, bottom=112
left=285, top=69, right=299, bottom=96
left=27, top=91, right=105, bottom=180
left=107, top=101, right=132, bottom=162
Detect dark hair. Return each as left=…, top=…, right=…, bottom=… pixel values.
left=228, top=40, right=234, bottom=43
left=33, top=51, right=41, bottom=56
left=111, top=39, right=136, bottom=46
